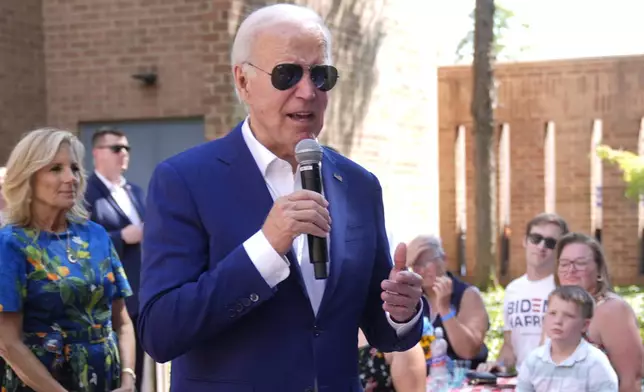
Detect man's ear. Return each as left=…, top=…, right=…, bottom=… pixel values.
left=234, top=64, right=251, bottom=101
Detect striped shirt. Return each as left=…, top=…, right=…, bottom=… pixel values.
left=516, top=338, right=618, bottom=392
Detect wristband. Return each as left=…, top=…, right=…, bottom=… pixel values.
left=122, top=367, right=136, bottom=381
left=441, top=307, right=457, bottom=322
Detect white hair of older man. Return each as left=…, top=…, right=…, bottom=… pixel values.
left=230, top=4, right=334, bottom=103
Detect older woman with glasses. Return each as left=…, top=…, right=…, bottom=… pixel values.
left=554, top=232, right=642, bottom=392
left=0, top=129, right=136, bottom=392
left=407, top=235, right=490, bottom=370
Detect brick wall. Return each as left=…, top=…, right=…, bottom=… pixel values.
left=439, top=55, right=644, bottom=285
left=0, top=0, right=47, bottom=164
left=42, top=0, right=218, bottom=134
left=37, top=0, right=439, bottom=241
left=1, top=0, right=439, bottom=251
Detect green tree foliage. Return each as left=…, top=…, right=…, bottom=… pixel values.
left=596, top=145, right=644, bottom=200
left=456, top=3, right=530, bottom=63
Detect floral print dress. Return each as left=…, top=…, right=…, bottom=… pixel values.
left=358, top=317, right=436, bottom=392
left=0, top=221, right=133, bottom=392
left=358, top=345, right=393, bottom=392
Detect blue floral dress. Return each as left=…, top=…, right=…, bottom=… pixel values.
left=0, top=220, right=133, bottom=392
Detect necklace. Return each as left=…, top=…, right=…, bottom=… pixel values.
left=65, top=234, right=77, bottom=263
left=54, top=226, right=77, bottom=264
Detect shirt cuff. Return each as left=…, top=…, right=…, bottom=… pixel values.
left=243, top=230, right=290, bottom=288
left=386, top=299, right=425, bottom=337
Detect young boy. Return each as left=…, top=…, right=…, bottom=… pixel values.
left=516, top=285, right=618, bottom=392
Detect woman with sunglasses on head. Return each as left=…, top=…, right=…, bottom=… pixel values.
left=553, top=233, right=642, bottom=392
left=0, top=129, right=136, bottom=392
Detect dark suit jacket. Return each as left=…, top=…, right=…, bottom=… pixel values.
left=85, top=173, right=145, bottom=316
left=137, top=123, right=423, bottom=392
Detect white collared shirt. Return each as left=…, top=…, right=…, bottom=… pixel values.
left=240, top=117, right=421, bottom=334
left=516, top=338, right=618, bottom=392
left=94, top=171, right=142, bottom=226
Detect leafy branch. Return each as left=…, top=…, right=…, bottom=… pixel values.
left=456, top=3, right=530, bottom=63
left=596, top=144, right=644, bottom=200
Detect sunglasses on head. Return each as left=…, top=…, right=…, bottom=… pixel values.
left=527, top=233, right=557, bottom=250
left=246, top=62, right=339, bottom=92
left=98, top=144, right=130, bottom=154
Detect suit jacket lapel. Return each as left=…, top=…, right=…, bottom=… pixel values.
left=124, top=184, right=145, bottom=220
left=90, top=174, right=131, bottom=224
left=217, top=126, right=309, bottom=297
left=317, top=151, right=347, bottom=317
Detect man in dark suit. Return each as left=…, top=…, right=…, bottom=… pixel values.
left=85, top=127, right=145, bottom=391
left=138, top=4, right=426, bottom=392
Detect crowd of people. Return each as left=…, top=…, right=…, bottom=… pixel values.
left=358, top=213, right=643, bottom=391
left=0, top=3, right=642, bottom=392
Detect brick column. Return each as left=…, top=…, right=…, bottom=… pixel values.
left=554, top=118, right=593, bottom=233
left=508, top=120, right=545, bottom=278
left=601, top=116, right=639, bottom=282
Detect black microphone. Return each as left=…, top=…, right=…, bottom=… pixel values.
left=295, top=139, right=328, bottom=280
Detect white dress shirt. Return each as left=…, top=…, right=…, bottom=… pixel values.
left=240, top=118, right=421, bottom=335
left=95, top=171, right=142, bottom=226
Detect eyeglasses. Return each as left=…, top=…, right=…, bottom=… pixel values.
left=527, top=233, right=557, bottom=250
left=97, top=145, right=130, bottom=154
left=558, top=259, right=592, bottom=271
left=245, top=62, right=339, bottom=92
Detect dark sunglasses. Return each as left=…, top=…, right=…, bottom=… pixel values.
left=527, top=233, right=557, bottom=250
left=246, top=62, right=339, bottom=92
left=98, top=144, right=130, bottom=154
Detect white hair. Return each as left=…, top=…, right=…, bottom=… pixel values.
left=230, top=4, right=333, bottom=101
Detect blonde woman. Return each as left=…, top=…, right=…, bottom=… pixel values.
left=0, top=129, right=136, bottom=392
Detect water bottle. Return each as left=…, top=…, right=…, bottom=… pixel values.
left=427, top=327, right=451, bottom=392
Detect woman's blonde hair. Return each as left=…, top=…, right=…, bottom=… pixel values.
left=1, top=128, right=89, bottom=227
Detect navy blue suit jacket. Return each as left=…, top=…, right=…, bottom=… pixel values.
left=138, top=123, right=423, bottom=392
left=85, top=173, right=145, bottom=316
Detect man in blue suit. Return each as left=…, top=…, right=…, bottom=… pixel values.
left=138, top=4, right=426, bottom=392
left=85, top=127, right=145, bottom=390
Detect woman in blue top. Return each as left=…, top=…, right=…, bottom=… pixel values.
left=0, top=128, right=136, bottom=392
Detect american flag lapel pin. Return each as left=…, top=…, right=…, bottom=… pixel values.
left=333, top=173, right=343, bottom=182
